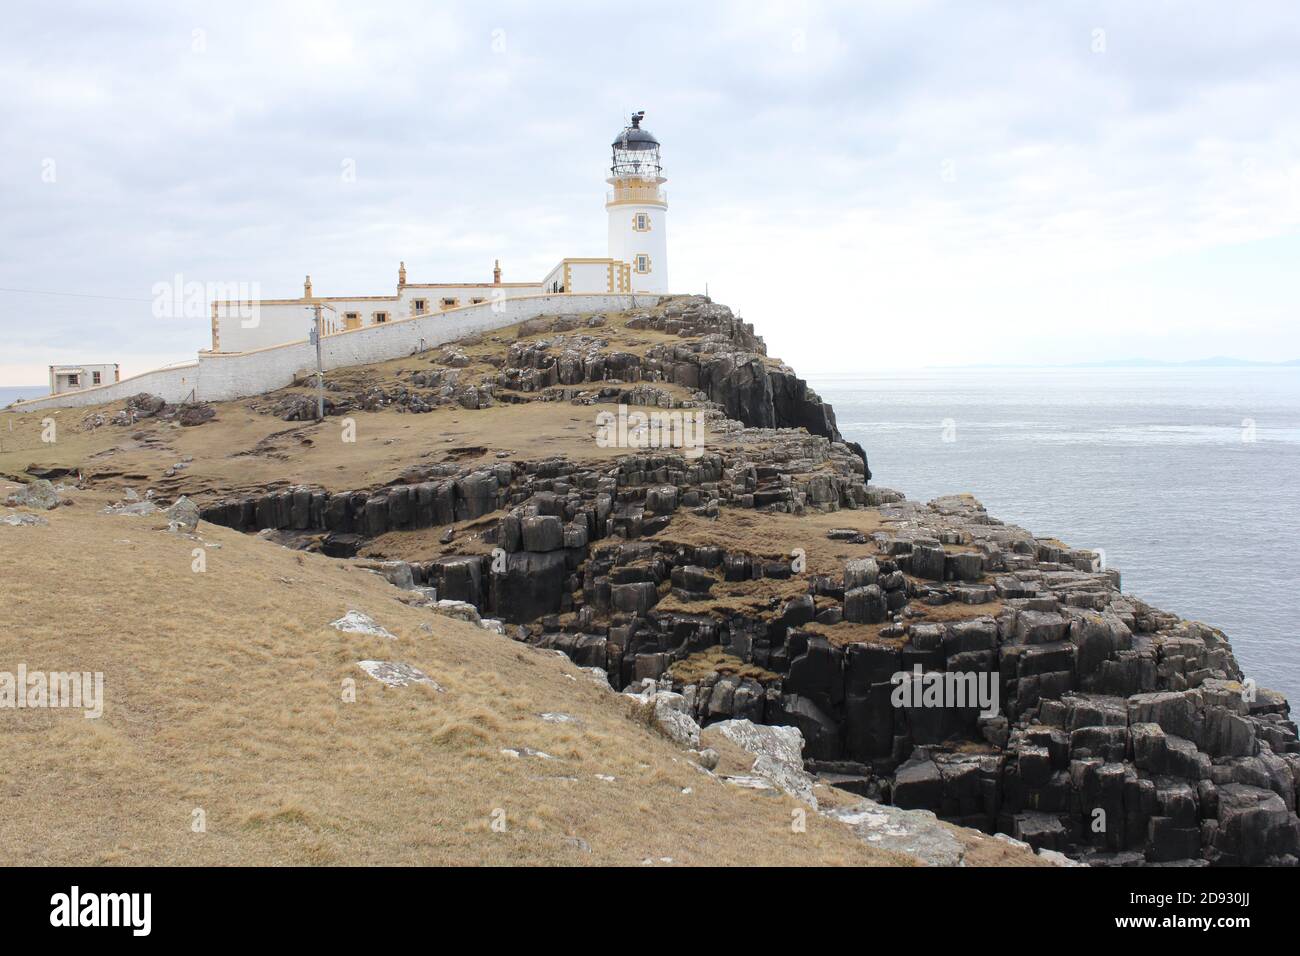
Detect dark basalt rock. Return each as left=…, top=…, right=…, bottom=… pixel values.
left=272, top=393, right=338, bottom=421
left=427, top=555, right=486, bottom=606
left=176, top=403, right=216, bottom=426
left=777, top=693, right=843, bottom=760
left=489, top=550, right=569, bottom=624
left=702, top=354, right=774, bottom=428
left=320, top=532, right=363, bottom=558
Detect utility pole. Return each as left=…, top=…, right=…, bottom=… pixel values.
left=303, top=301, right=337, bottom=422
left=310, top=303, right=325, bottom=422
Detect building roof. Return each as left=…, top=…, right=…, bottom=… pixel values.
left=612, top=111, right=659, bottom=150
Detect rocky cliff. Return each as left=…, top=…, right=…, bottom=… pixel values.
left=176, top=294, right=1297, bottom=865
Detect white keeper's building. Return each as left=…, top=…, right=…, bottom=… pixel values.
left=210, top=111, right=671, bottom=354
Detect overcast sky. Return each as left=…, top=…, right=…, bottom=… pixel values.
left=2, top=1, right=1299, bottom=385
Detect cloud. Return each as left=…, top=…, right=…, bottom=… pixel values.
left=1, top=1, right=1298, bottom=383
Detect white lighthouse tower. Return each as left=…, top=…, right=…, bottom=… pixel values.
left=607, top=111, right=668, bottom=294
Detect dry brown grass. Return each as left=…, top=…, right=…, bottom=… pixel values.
left=667, top=649, right=780, bottom=686
left=0, top=484, right=941, bottom=866
left=0, top=398, right=663, bottom=501
left=654, top=510, right=886, bottom=577
left=362, top=513, right=503, bottom=562
left=656, top=576, right=810, bottom=617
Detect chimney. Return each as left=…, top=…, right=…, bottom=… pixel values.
left=398, top=261, right=407, bottom=288
left=304, top=274, right=313, bottom=298
left=493, top=259, right=502, bottom=285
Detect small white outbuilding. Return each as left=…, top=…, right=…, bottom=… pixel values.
left=49, top=363, right=119, bottom=395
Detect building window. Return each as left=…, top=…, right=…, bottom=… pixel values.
left=413, top=298, right=427, bottom=312
left=374, top=311, right=388, bottom=324
left=634, top=254, right=651, bottom=274
left=92, top=371, right=101, bottom=385
left=633, top=212, right=651, bottom=232
left=470, top=297, right=486, bottom=305
left=441, top=297, right=458, bottom=309
left=344, top=312, right=360, bottom=330
left=68, top=374, right=80, bottom=387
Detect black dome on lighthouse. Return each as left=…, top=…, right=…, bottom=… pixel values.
left=612, top=111, right=659, bottom=149
left=610, top=111, right=663, bottom=179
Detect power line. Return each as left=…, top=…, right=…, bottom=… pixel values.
left=0, top=286, right=154, bottom=303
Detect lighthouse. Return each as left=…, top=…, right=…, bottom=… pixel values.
left=607, top=111, right=668, bottom=294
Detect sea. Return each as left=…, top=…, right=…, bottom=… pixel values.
left=0, top=386, right=46, bottom=406
left=816, top=367, right=1300, bottom=705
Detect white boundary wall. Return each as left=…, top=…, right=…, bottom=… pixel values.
left=13, top=293, right=662, bottom=412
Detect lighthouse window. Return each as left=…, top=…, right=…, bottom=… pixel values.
left=634, top=254, right=651, bottom=274
left=633, top=212, right=651, bottom=232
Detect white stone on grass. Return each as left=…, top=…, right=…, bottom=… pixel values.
left=4, top=479, right=59, bottom=511
left=331, top=610, right=396, bottom=639
left=1, top=513, right=48, bottom=527
left=624, top=686, right=701, bottom=749
left=356, top=660, right=443, bottom=690
left=500, top=746, right=554, bottom=759
left=166, top=495, right=200, bottom=533
left=708, top=718, right=818, bottom=808
left=356, top=560, right=416, bottom=590
left=102, top=500, right=157, bottom=517
left=824, top=801, right=965, bottom=867
left=431, top=600, right=481, bottom=626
